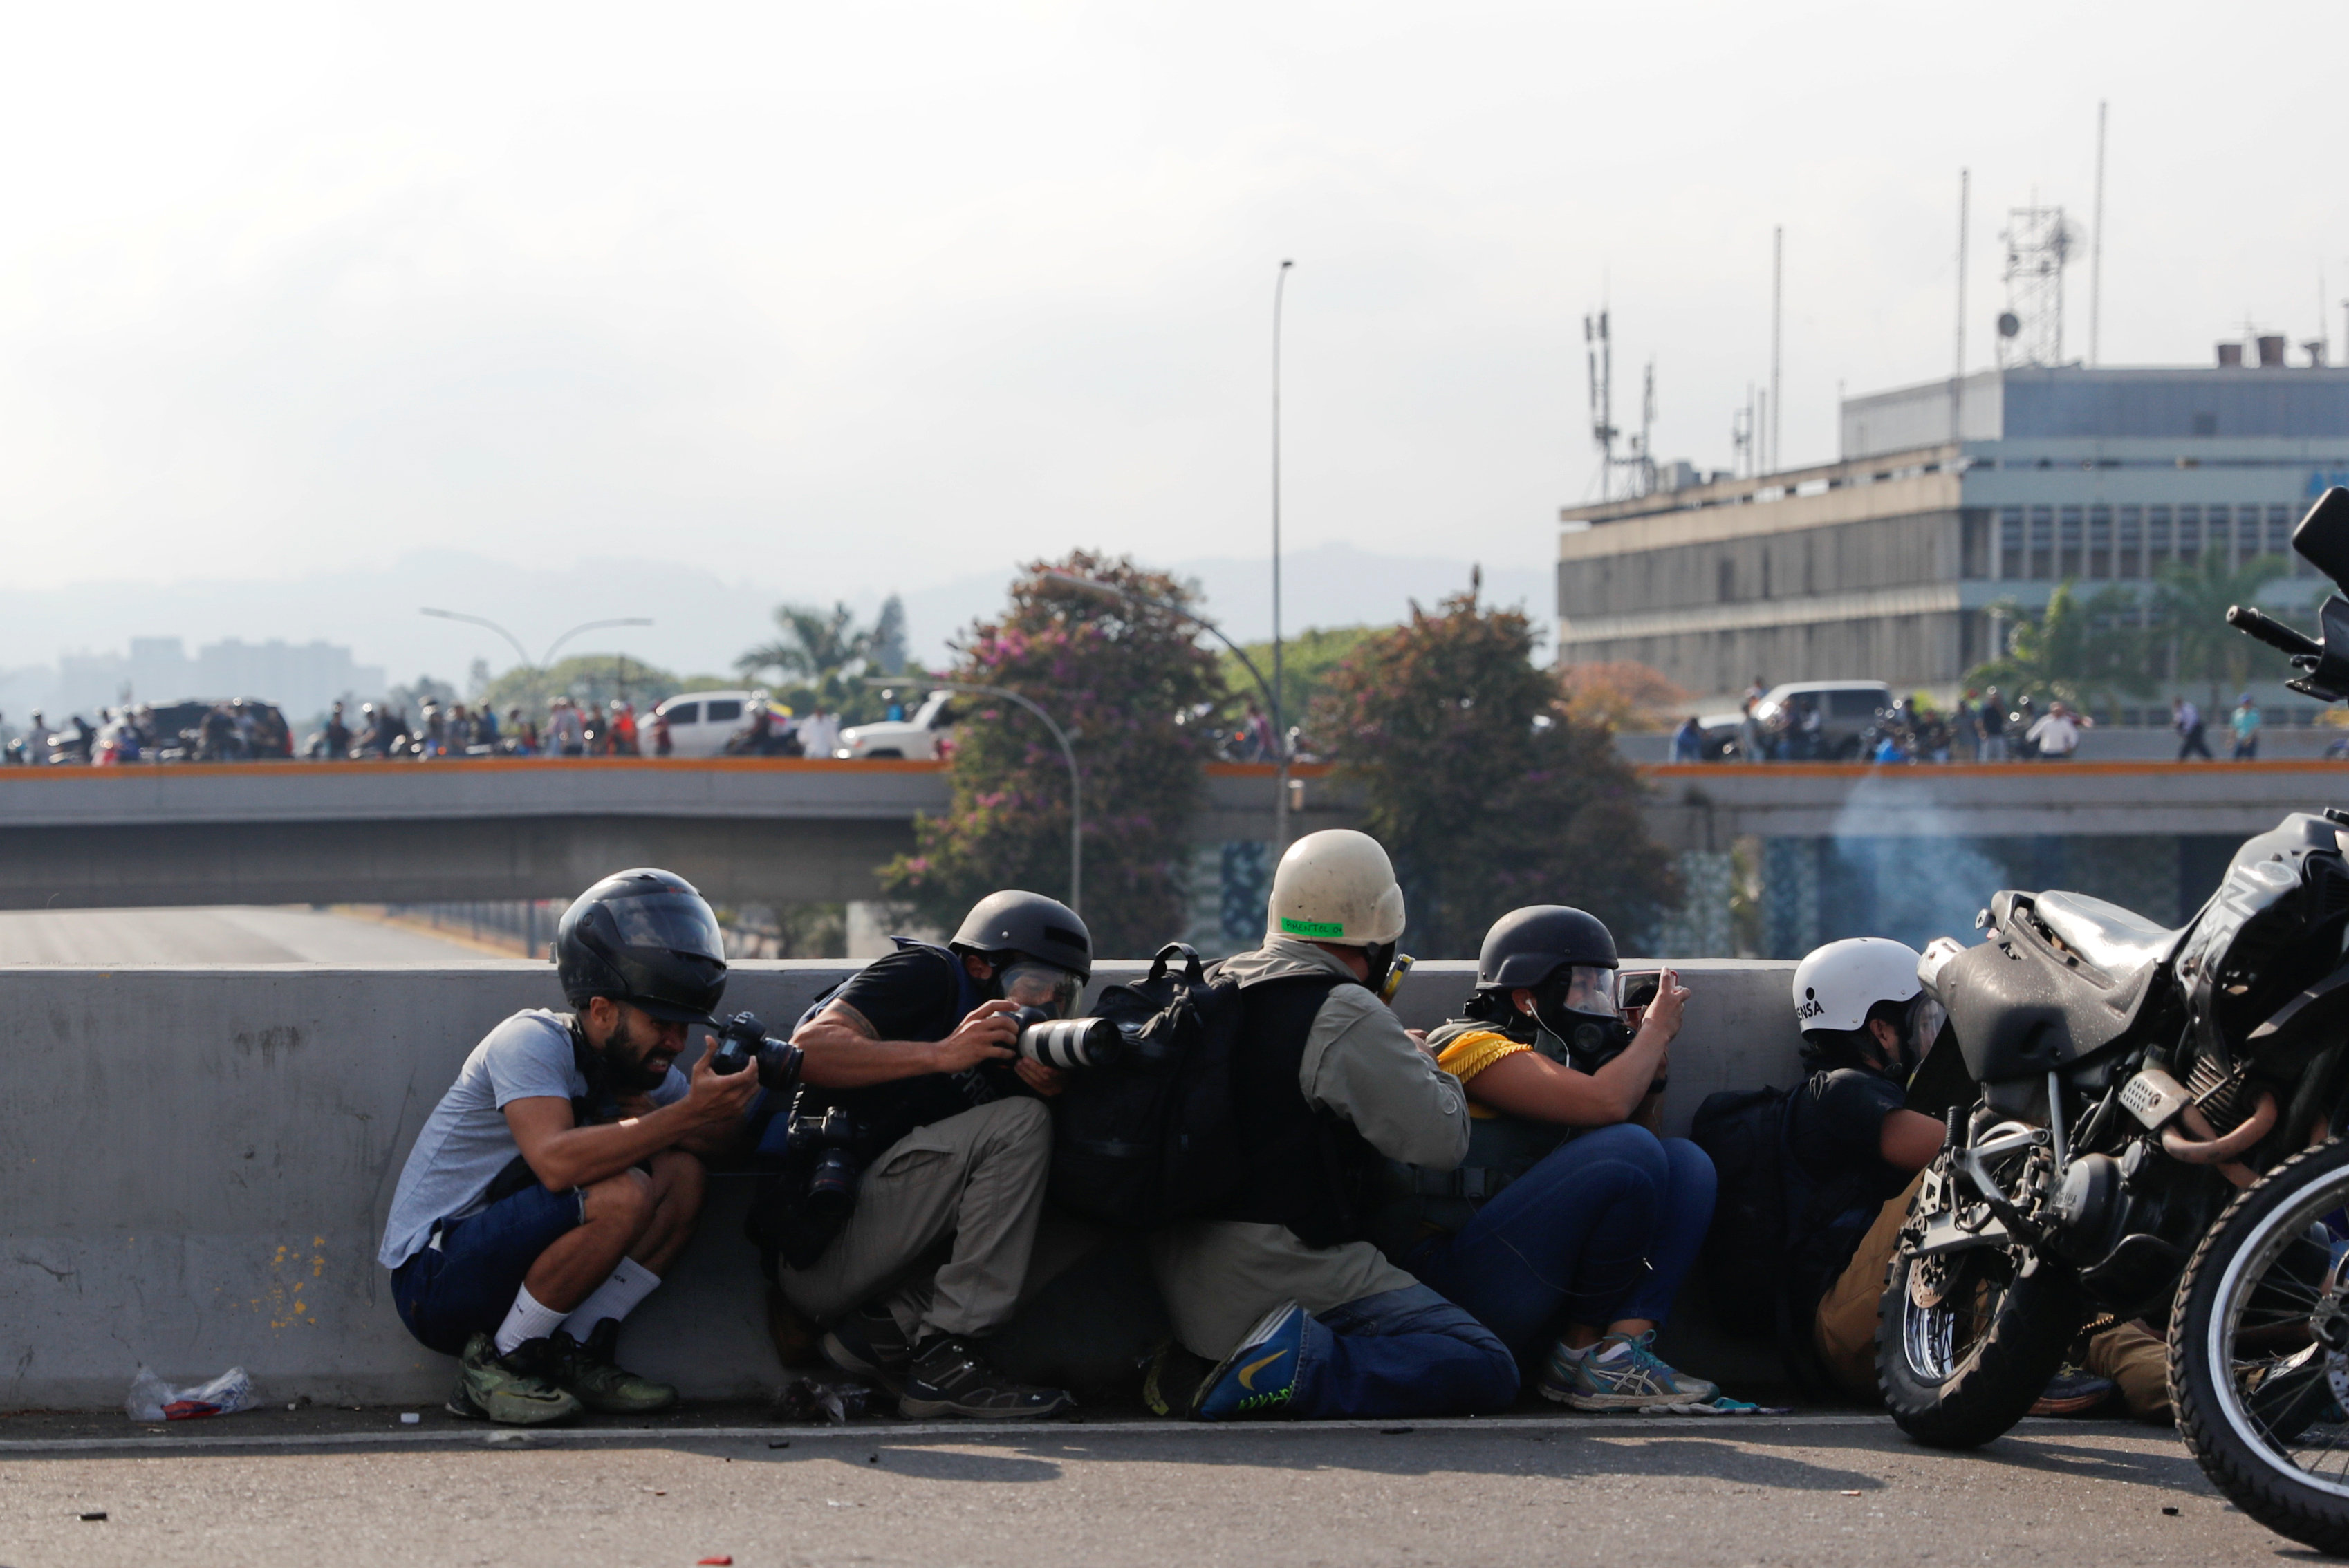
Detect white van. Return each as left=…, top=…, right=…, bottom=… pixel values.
left=835, top=689, right=958, bottom=760
left=653, top=690, right=785, bottom=758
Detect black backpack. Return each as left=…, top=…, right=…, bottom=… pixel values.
left=1689, top=1085, right=1800, bottom=1344
left=1691, top=1082, right=1888, bottom=1394
left=1045, top=942, right=1246, bottom=1231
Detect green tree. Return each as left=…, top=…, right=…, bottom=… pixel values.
left=1310, top=590, right=1680, bottom=959
left=1217, top=626, right=1382, bottom=747
left=878, top=552, right=1225, bottom=957
left=2153, top=552, right=2294, bottom=709
left=475, top=654, right=716, bottom=720
left=1965, top=580, right=2153, bottom=713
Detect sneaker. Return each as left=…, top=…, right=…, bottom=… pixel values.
left=898, top=1336, right=1076, bottom=1419
left=1539, top=1332, right=1718, bottom=1411
left=1191, top=1300, right=1308, bottom=1421
left=453, top=1332, right=582, bottom=1426
left=550, top=1322, right=678, bottom=1415
left=2027, top=1368, right=2115, bottom=1417
left=821, top=1305, right=914, bottom=1397
left=1142, top=1341, right=1216, bottom=1419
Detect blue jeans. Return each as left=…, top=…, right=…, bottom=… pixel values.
left=1289, top=1283, right=1519, bottom=1419
left=391, top=1182, right=583, bottom=1356
left=1409, top=1125, right=1716, bottom=1369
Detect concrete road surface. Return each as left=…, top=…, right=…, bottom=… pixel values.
left=0, top=1410, right=2299, bottom=1567
left=0, top=905, right=505, bottom=964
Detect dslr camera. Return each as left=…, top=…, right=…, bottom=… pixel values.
left=1012, top=1007, right=1131, bottom=1070
left=708, top=1011, right=804, bottom=1094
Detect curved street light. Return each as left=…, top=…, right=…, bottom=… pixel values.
left=870, top=676, right=1083, bottom=917
left=420, top=608, right=656, bottom=671
left=1039, top=570, right=1289, bottom=852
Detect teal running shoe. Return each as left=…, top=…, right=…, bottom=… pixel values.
left=1191, top=1301, right=1307, bottom=1421
left=1539, top=1331, right=1719, bottom=1410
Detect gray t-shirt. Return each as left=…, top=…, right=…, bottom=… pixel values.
left=377, top=1009, right=687, bottom=1269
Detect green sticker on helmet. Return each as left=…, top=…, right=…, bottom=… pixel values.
left=1280, top=916, right=1344, bottom=939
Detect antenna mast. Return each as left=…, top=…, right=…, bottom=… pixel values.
left=1770, top=226, right=1783, bottom=474
left=2090, top=102, right=2107, bottom=365
left=1953, top=168, right=1969, bottom=442
left=1996, top=205, right=2080, bottom=368
left=1583, top=310, right=1656, bottom=499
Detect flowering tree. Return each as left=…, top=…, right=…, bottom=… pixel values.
left=878, top=552, right=1224, bottom=958
left=1311, top=590, right=1680, bottom=958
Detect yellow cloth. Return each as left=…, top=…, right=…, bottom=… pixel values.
left=1433, top=1029, right=1530, bottom=1119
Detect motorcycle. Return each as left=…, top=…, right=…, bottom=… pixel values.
left=1877, top=485, right=2349, bottom=1553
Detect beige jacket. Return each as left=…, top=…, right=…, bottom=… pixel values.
left=1149, top=937, right=1469, bottom=1359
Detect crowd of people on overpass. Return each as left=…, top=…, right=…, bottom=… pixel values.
left=377, top=836, right=2168, bottom=1429
left=1670, top=677, right=2282, bottom=766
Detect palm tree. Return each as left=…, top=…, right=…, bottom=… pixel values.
left=2152, top=552, right=2295, bottom=711
left=1965, top=579, right=2153, bottom=716
left=737, top=603, right=873, bottom=688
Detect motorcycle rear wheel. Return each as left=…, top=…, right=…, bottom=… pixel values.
left=2172, top=1138, right=2349, bottom=1556
left=1877, top=1238, right=2081, bottom=1448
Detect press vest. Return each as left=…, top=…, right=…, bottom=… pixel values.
left=1208, top=969, right=1376, bottom=1249
left=1371, top=1017, right=1579, bottom=1256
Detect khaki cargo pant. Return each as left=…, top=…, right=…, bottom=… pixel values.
left=1810, top=1170, right=2171, bottom=1421
left=775, top=1096, right=1052, bottom=1344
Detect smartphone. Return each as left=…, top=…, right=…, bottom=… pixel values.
left=1377, top=952, right=1415, bottom=1005
left=1617, top=970, right=1662, bottom=1012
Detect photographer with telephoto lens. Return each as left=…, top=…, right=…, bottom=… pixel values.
left=779, top=890, right=1090, bottom=1419
left=377, top=869, right=761, bottom=1425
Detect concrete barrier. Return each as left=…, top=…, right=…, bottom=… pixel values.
left=0, top=957, right=1803, bottom=1410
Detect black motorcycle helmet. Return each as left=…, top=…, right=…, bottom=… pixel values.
left=1465, top=905, right=1623, bottom=1044
left=950, top=890, right=1093, bottom=982
left=555, top=868, right=729, bottom=1023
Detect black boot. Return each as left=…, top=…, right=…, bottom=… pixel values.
left=898, top=1334, right=1075, bottom=1419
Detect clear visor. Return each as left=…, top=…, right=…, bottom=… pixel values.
left=1909, top=996, right=1948, bottom=1058
left=1000, top=962, right=1085, bottom=1018
left=607, top=895, right=726, bottom=961
left=1557, top=965, right=1619, bottom=1017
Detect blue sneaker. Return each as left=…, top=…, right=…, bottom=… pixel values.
left=1539, top=1331, right=1718, bottom=1410
left=1191, top=1301, right=1308, bottom=1421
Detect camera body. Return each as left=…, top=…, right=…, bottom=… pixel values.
left=709, top=1010, right=804, bottom=1094
left=788, top=1104, right=860, bottom=1227
left=1012, top=1006, right=1130, bottom=1070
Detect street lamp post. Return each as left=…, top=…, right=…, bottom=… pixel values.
left=872, top=677, right=1083, bottom=917
left=419, top=610, right=656, bottom=711
left=1041, top=570, right=1290, bottom=852
left=1272, top=258, right=1294, bottom=846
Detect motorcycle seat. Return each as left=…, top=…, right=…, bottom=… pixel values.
left=2034, top=890, right=2181, bottom=982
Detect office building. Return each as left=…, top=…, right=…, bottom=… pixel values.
left=1557, top=358, right=2349, bottom=719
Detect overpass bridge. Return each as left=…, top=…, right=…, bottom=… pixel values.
left=0, top=758, right=1345, bottom=910
left=3, top=756, right=2346, bottom=946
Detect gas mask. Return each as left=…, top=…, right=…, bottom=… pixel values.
left=1531, top=964, right=1634, bottom=1068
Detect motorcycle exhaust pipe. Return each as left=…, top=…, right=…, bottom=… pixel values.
left=2161, top=1090, right=2278, bottom=1166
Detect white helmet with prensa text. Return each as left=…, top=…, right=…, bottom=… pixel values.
left=1267, top=829, right=1406, bottom=948
left=1792, top=937, right=1924, bottom=1034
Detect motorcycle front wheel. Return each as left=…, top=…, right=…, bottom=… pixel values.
left=1877, top=1237, right=2081, bottom=1448
left=2173, top=1138, right=2349, bottom=1555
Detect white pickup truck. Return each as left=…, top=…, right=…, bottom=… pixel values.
left=835, top=689, right=958, bottom=760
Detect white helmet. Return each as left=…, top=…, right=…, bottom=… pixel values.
left=1267, top=829, right=1406, bottom=947
left=1792, top=937, right=1923, bottom=1034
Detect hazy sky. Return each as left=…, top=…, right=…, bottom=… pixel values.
left=3, top=1, right=2343, bottom=648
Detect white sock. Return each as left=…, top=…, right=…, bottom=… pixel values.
left=559, top=1258, right=662, bottom=1342
left=494, top=1285, right=570, bottom=1356
left=1594, top=1338, right=1633, bottom=1362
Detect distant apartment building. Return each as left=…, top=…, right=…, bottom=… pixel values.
left=52, top=637, right=386, bottom=721
left=1556, top=360, right=2349, bottom=719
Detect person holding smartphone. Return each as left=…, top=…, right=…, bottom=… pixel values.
left=1373, top=906, right=1720, bottom=1410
